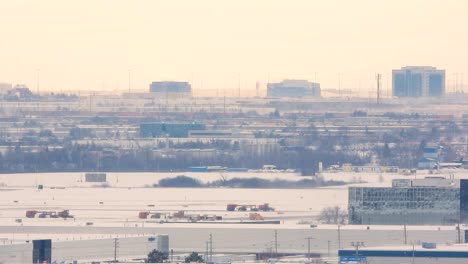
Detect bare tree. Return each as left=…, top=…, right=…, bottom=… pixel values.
left=319, top=206, right=348, bottom=224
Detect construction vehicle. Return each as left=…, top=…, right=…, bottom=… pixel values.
left=26, top=210, right=38, bottom=218
left=258, top=203, right=275, bottom=211
left=25, top=209, right=73, bottom=218
left=249, top=213, right=264, bottom=220
left=57, top=210, right=73, bottom=218
left=139, top=211, right=165, bottom=219
left=139, top=211, right=150, bottom=219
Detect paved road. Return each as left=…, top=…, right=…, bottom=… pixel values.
left=0, top=224, right=462, bottom=263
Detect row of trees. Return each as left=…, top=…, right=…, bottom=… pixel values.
left=0, top=139, right=369, bottom=173
left=155, top=175, right=345, bottom=189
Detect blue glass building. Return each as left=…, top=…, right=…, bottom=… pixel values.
left=392, top=66, right=445, bottom=98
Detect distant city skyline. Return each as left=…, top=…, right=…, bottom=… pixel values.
left=0, top=0, right=467, bottom=94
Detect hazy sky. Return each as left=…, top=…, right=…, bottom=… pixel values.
left=0, top=0, right=467, bottom=94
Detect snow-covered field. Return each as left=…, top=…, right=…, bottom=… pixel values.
left=1, top=169, right=467, bottom=263
left=1, top=170, right=467, bottom=226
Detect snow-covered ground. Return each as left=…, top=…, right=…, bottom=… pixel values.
left=1, top=169, right=467, bottom=263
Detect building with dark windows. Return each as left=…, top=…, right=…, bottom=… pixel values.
left=267, top=79, right=320, bottom=98
left=32, top=239, right=52, bottom=264
left=149, top=81, right=192, bottom=97
left=140, top=123, right=206, bottom=138
left=392, top=66, right=445, bottom=97
left=349, top=177, right=468, bottom=225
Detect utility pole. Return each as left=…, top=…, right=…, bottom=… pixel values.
left=337, top=225, right=341, bottom=249
left=457, top=223, right=461, bottom=243
left=36, top=68, right=40, bottom=95
left=461, top=73, right=465, bottom=93
left=205, top=241, right=209, bottom=262
left=113, top=238, right=119, bottom=263
left=209, top=233, right=213, bottom=263
left=327, top=240, right=330, bottom=257
left=404, top=224, right=407, bottom=245
left=351, top=242, right=364, bottom=263
left=223, top=91, right=226, bottom=115
left=89, top=92, right=93, bottom=113
left=306, top=237, right=313, bottom=260
left=337, top=73, right=342, bottom=97
left=255, top=82, right=260, bottom=98
left=274, top=229, right=278, bottom=257
left=376, top=73, right=381, bottom=104
left=238, top=73, right=241, bottom=98
left=128, top=69, right=132, bottom=93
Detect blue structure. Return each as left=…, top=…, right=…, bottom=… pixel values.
left=339, top=249, right=468, bottom=258
left=392, top=66, right=445, bottom=98
left=187, top=167, right=209, bottom=172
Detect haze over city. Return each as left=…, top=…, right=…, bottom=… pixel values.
left=0, top=1, right=467, bottom=264
left=1, top=0, right=467, bottom=94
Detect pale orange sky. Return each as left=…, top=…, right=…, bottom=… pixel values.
left=0, top=0, right=467, bottom=95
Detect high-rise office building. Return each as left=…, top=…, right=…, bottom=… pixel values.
left=392, top=66, right=445, bottom=97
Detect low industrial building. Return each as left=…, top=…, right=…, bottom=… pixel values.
left=149, top=81, right=192, bottom=98
left=267, top=79, right=321, bottom=98
left=349, top=177, right=468, bottom=225
left=140, top=123, right=206, bottom=138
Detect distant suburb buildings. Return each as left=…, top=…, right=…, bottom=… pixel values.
left=392, top=66, right=445, bottom=98
left=140, top=123, right=206, bottom=138
left=149, top=81, right=192, bottom=98
left=267, top=79, right=321, bottom=98
left=348, top=177, right=467, bottom=225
